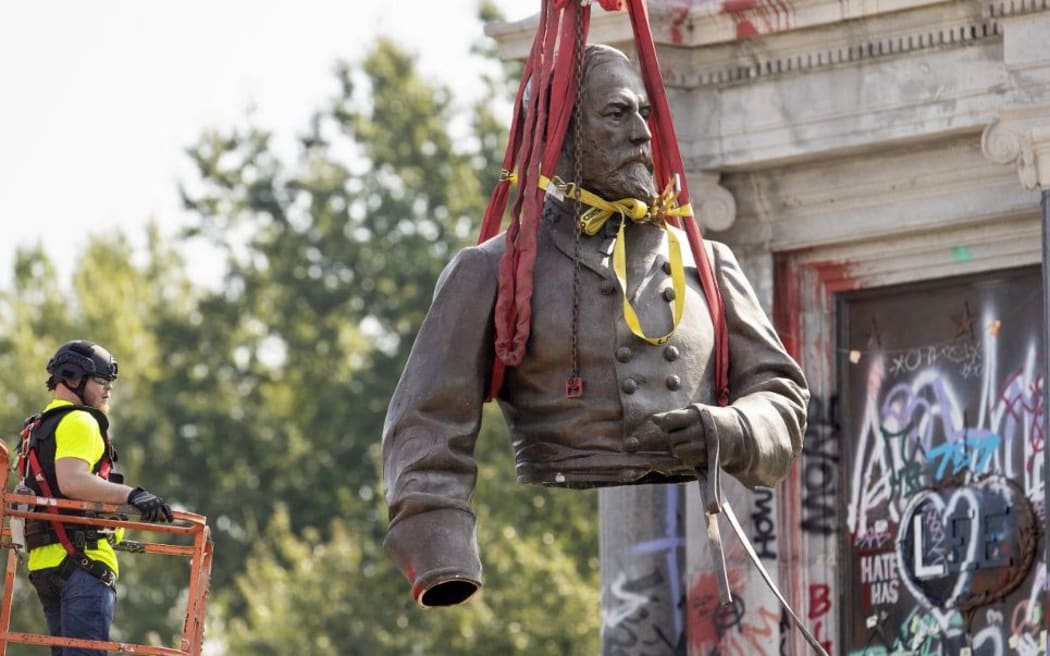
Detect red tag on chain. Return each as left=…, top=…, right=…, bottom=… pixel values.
left=566, top=376, right=584, bottom=398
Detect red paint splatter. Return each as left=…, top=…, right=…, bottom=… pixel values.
left=687, top=569, right=747, bottom=651
left=774, top=256, right=802, bottom=359
left=719, top=0, right=795, bottom=40
left=668, top=6, right=691, bottom=44
left=809, top=259, right=859, bottom=297
left=726, top=0, right=762, bottom=39
left=774, top=257, right=857, bottom=356
left=722, top=0, right=760, bottom=12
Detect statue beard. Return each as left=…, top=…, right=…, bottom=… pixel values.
left=583, top=148, right=658, bottom=201
left=603, top=160, right=657, bottom=201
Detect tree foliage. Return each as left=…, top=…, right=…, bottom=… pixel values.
left=223, top=408, right=599, bottom=655
left=0, top=229, right=204, bottom=649
left=0, top=9, right=600, bottom=654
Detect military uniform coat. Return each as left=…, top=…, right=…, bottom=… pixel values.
left=382, top=199, right=809, bottom=604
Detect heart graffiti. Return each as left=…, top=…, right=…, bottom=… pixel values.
left=895, top=474, right=1038, bottom=615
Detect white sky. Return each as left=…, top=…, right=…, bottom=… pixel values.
left=0, top=0, right=532, bottom=288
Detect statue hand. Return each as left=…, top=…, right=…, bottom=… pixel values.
left=652, top=405, right=707, bottom=467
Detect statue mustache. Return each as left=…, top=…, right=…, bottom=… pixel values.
left=616, top=147, right=654, bottom=170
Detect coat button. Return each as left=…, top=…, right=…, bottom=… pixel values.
left=621, top=378, right=639, bottom=394
left=600, top=280, right=617, bottom=295
left=662, top=260, right=672, bottom=275
left=666, top=375, right=681, bottom=391
left=662, top=287, right=676, bottom=302
left=615, top=347, right=632, bottom=363
left=624, top=437, right=640, bottom=453
left=664, top=345, right=680, bottom=361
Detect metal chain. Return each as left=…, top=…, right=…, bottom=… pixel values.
left=566, top=0, right=586, bottom=398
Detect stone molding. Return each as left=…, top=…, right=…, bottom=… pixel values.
left=663, top=16, right=1000, bottom=89
left=485, top=0, right=1049, bottom=86
left=721, top=136, right=1041, bottom=251
left=676, top=39, right=1023, bottom=171
left=985, top=0, right=1050, bottom=17
left=981, top=104, right=1050, bottom=190
left=486, top=0, right=966, bottom=56
left=782, top=212, right=1041, bottom=290
left=488, top=1, right=1050, bottom=171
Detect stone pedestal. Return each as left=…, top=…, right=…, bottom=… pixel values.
left=599, top=484, right=687, bottom=656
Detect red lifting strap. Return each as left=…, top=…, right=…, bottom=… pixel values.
left=479, top=0, right=730, bottom=407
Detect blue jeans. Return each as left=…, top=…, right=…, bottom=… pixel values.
left=29, top=565, right=116, bottom=656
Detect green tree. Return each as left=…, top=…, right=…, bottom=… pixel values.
left=170, top=32, right=511, bottom=599
left=0, top=246, right=77, bottom=653
left=222, top=408, right=600, bottom=656
left=175, top=25, right=599, bottom=656
left=0, top=231, right=208, bottom=652
left=0, top=4, right=603, bottom=653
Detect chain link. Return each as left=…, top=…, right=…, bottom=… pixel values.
left=567, top=0, right=586, bottom=398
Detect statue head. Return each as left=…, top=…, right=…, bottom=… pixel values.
left=566, top=44, right=657, bottom=202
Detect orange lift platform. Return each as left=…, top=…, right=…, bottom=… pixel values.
left=0, top=442, right=213, bottom=655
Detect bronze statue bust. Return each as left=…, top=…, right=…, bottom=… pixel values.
left=382, top=44, right=809, bottom=607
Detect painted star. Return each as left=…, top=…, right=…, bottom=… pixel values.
left=952, top=302, right=976, bottom=341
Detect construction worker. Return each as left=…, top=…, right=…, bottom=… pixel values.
left=20, top=340, right=173, bottom=656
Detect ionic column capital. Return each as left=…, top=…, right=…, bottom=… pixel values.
left=686, top=171, right=737, bottom=232
left=981, top=104, right=1050, bottom=191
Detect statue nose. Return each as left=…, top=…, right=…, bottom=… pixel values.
left=631, top=113, right=652, bottom=144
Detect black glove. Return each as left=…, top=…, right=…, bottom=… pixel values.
left=127, top=487, right=174, bottom=522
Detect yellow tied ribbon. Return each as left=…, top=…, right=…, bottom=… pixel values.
left=539, top=175, right=692, bottom=346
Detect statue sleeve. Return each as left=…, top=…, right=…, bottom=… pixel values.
left=703, top=242, right=810, bottom=489
left=381, top=244, right=498, bottom=606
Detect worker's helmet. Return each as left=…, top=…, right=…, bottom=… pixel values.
left=46, top=340, right=119, bottom=390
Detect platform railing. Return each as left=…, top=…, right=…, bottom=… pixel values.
left=0, top=442, right=213, bottom=655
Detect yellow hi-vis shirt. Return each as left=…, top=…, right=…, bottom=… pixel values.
left=27, top=400, right=120, bottom=577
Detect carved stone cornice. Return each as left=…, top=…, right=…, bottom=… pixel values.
left=981, top=104, right=1050, bottom=190
left=486, top=0, right=1016, bottom=87
left=485, top=0, right=968, bottom=57
left=724, top=135, right=1039, bottom=252
left=985, top=0, right=1050, bottom=18
left=662, top=14, right=1001, bottom=89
